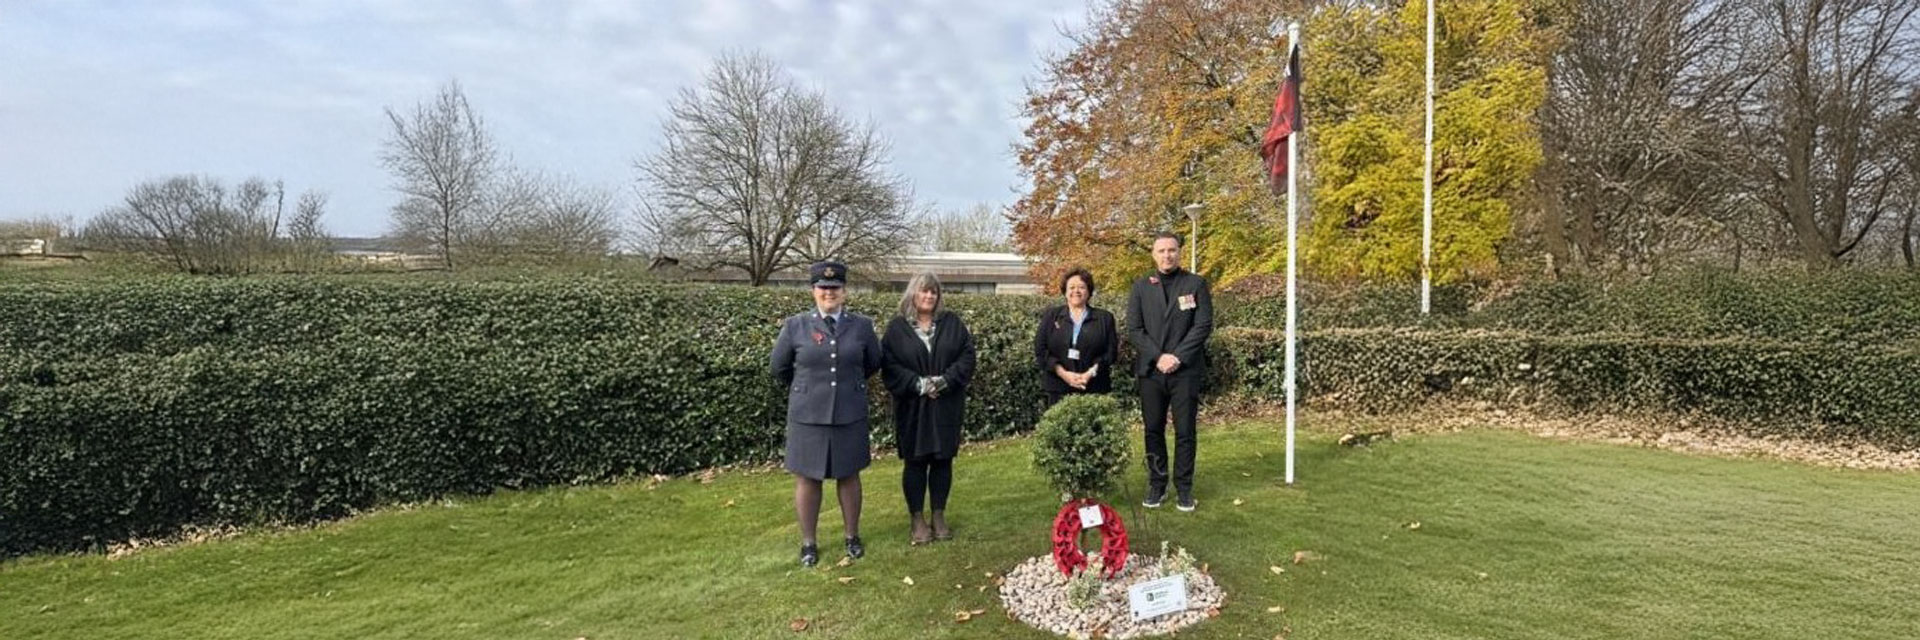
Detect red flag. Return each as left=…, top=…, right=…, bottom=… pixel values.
left=1259, top=42, right=1302, bottom=195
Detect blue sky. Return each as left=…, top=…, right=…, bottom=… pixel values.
left=0, top=0, right=1086, bottom=237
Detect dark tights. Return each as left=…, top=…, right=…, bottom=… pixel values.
left=902, top=457, right=952, bottom=513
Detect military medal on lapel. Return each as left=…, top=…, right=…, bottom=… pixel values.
left=1178, top=294, right=1197, bottom=311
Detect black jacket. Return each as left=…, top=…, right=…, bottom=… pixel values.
left=1033, top=304, right=1118, bottom=394
left=880, top=312, right=977, bottom=460
left=1125, top=268, right=1214, bottom=378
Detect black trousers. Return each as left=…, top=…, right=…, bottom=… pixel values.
left=1139, top=371, right=1201, bottom=495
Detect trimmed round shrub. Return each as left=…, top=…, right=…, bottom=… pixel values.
left=1031, top=395, right=1132, bottom=500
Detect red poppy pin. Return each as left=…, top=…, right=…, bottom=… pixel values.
left=1149, top=275, right=1160, bottom=285
left=810, top=330, right=825, bottom=344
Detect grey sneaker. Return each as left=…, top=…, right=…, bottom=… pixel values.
left=1143, top=487, right=1166, bottom=508
left=1176, top=493, right=1197, bottom=512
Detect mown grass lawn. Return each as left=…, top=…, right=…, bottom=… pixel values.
left=5, top=417, right=1918, bottom=639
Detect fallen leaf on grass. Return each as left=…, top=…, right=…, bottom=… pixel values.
left=835, top=556, right=853, bottom=568
left=1266, top=605, right=1285, bottom=613
left=970, top=609, right=986, bottom=615
left=954, top=610, right=973, bottom=623
left=1233, top=498, right=1245, bottom=506
left=722, top=499, right=735, bottom=508
left=1292, top=550, right=1312, bottom=565
left=953, top=584, right=963, bottom=589
left=1206, top=607, right=1221, bottom=618
left=901, top=576, right=915, bottom=586
left=1477, top=572, right=1489, bottom=580
left=1407, top=521, right=1422, bottom=530
left=788, top=618, right=809, bottom=632
left=1241, top=472, right=1252, bottom=477
left=1269, top=565, right=1286, bottom=575
left=835, top=577, right=855, bottom=584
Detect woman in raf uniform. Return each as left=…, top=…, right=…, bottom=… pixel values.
left=771, top=261, right=882, bottom=567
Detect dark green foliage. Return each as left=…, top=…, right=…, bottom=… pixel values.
left=1218, top=270, right=1920, bottom=347
left=0, top=279, right=1053, bottom=556
left=1030, top=395, right=1132, bottom=499
left=3, top=270, right=1915, bottom=556
left=1213, top=328, right=1920, bottom=448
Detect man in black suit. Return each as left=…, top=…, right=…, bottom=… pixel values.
left=1125, top=231, right=1214, bottom=511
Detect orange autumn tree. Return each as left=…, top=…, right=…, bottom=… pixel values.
left=1012, top=0, right=1307, bottom=293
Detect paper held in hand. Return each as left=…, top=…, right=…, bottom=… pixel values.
left=1128, top=574, right=1189, bottom=621
left=1077, top=504, right=1104, bottom=528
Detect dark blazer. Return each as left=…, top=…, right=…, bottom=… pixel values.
left=881, top=312, right=977, bottom=460
left=1033, top=304, right=1118, bottom=394
left=1125, top=269, right=1214, bottom=378
left=772, top=310, right=882, bottom=426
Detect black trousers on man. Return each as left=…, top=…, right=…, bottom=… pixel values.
left=1139, top=370, right=1201, bottom=496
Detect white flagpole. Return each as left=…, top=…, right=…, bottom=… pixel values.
left=1284, top=21, right=1301, bottom=486
left=1421, top=0, right=1435, bottom=315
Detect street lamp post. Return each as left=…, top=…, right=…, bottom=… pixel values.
left=1181, top=202, right=1203, bottom=273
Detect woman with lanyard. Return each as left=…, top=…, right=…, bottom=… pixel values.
left=1034, top=267, right=1118, bottom=408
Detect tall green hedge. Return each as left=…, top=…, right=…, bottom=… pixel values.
left=1218, top=270, right=1920, bottom=347
left=1212, top=327, right=1920, bottom=447
left=0, top=279, right=1055, bottom=555
left=4, top=273, right=1917, bottom=556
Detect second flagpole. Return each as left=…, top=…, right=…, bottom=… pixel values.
left=1284, top=20, right=1300, bottom=486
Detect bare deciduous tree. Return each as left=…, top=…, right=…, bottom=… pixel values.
left=470, top=169, right=621, bottom=261
left=922, top=203, right=1013, bottom=253
left=285, top=191, right=333, bottom=269
left=636, top=51, right=917, bottom=285
left=1896, top=88, right=1920, bottom=268
left=382, top=80, right=498, bottom=270
left=80, top=175, right=326, bottom=274
left=1733, top=0, right=1920, bottom=268
left=1539, top=0, right=1767, bottom=274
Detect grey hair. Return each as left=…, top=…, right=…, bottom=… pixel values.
left=897, top=271, right=945, bottom=320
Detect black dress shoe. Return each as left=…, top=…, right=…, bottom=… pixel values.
left=844, top=536, right=865, bottom=560
left=800, top=544, right=820, bottom=567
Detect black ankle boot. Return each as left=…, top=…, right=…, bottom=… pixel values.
left=844, top=536, right=865, bottom=559
left=799, top=543, right=820, bottom=567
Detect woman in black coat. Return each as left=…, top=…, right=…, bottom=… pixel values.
left=1034, top=267, right=1117, bottom=408
left=881, top=272, right=977, bottom=544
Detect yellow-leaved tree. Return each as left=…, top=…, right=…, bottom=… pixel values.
left=1305, top=0, right=1550, bottom=283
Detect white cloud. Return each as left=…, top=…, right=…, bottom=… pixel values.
left=0, top=0, right=1087, bottom=233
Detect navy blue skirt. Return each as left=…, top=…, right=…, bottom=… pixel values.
left=784, top=418, right=871, bottom=480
